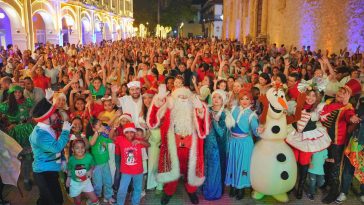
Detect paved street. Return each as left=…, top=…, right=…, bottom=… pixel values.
left=3, top=179, right=364, bottom=205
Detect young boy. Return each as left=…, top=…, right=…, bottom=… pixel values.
left=136, top=128, right=149, bottom=198
left=115, top=123, right=150, bottom=205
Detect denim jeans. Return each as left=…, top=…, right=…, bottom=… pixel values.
left=117, top=173, right=143, bottom=205
left=341, top=157, right=364, bottom=194
left=308, top=173, right=325, bottom=195
left=92, top=162, right=113, bottom=200
left=113, top=166, right=121, bottom=192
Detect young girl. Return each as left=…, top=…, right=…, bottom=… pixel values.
left=66, top=140, right=99, bottom=205
left=225, top=87, right=259, bottom=200
left=285, top=81, right=331, bottom=199
left=87, top=118, right=115, bottom=204
left=115, top=123, right=150, bottom=205
left=65, top=117, right=89, bottom=160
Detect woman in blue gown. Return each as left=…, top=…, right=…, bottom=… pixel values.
left=203, top=89, right=231, bottom=200
left=225, top=87, right=259, bottom=200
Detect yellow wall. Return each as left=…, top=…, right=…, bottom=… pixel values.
left=0, top=0, right=135, bottom=50
left=223, top=0, right=364, bottom=53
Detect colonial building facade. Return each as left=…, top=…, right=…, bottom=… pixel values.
left=222, top=0, right=364, bottom=53
left=0, top=0, right=134, bottom=51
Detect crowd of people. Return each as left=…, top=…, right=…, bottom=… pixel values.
left=0, top=38, right=363, bottom=205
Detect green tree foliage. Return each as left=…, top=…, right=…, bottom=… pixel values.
left=134, top=0, right=196, bottom=29
left=160, top=0, right=196, bottom=27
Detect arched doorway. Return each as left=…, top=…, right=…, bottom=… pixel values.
left=0, top=8, right=12, bottom=49
left=94, top=20, right=103, bottom=44
left=81, top=18, right=92, bottom=45
left=61, top=15, right=75, bottom=45
left=104, top=23, right=111, bottom=41
left=32, top=12, right=46, bottom=47
left=0, top=2, right=26, bottom=50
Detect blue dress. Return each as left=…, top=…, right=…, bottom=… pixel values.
left=225, top=106, right=259, bottom=189
left=203, top=108, right=229, bottom=200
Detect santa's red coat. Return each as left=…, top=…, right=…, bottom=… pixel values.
left=146, top=99, right=209, bottom=186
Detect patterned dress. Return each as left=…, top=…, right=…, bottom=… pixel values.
left=0, top=98, right=34, bottom=148
left=203, top=108, right=229, bottom=200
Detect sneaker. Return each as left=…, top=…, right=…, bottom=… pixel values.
left=360, top=195, right=364, bottom=203
left=103, top=198, right=116, bottom=204
left=307, top=193, right=314, bottom=201
left=108, top=198, right=116, bottom=204
left=141, top=190, right=146, bottom=198
left=335, top=193, right=347, bottom=204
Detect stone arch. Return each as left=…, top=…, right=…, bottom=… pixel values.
left=0, top=1, right=26, bottom=49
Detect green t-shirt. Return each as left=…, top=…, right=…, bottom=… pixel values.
left=89, top=135, right=113, bottom=165
left=68, top=153, right=95, bottom=182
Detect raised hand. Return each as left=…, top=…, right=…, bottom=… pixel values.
left=45, top=88, right=54, bottom=100
left=62, top=121, right=73, bottom=131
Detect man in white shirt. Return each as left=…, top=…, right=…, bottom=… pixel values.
left=111, top=81, right=142, bottom=127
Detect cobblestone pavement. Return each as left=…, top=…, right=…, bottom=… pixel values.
left=3, top=179, right=364, bottom=205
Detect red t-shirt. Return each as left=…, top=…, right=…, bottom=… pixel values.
left=288, top=83, right=300, bottom=100
left=115, top=136, right=145, bottom=175
left=33, top=75, right=50, bottom=91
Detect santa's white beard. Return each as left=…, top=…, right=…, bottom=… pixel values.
left=171, top=99, right=194, bottom=136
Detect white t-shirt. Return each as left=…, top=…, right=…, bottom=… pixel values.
left=117, top=95, right=143, bottom=127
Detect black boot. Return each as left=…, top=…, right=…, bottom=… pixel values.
left=161, top=193, right=172, bottom=205
left=322, top=188, right=339, bottom=204
left=296, top=164, right=309, bottom=199
left=236, top=189, right=244, bottom=200
left=188, top=192, right=199, bottom=204
left=229, top=186, right=236, bottom=197
left=23, top=180, right=32, bottom=191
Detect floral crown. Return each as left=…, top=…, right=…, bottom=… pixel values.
left=297, top=78, right=327, bottom=93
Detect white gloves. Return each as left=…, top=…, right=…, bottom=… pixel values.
left=62, top=121, right=73, bottom=131
left=45, top=88, right=54, bottom=101
left=155, top=84, right=170, bottom=107
left=191, top=95, right=203, bottom=109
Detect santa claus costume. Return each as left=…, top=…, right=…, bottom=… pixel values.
left=147, top=87, right=209, bottom=205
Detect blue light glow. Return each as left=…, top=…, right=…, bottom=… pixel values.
left=346, top=0, right=364, bottom=53
left=299, top=1, right=318, bottom=49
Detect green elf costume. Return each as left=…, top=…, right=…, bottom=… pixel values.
left=0, top=85, right=35, bottom=190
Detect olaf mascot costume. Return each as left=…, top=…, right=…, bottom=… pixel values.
left=250, top=82, right=306, bottom=202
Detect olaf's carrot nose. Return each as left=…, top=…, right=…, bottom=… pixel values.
left=278, top=97, right=288, bottom=110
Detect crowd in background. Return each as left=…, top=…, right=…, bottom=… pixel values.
left=0, top=37, right=363, bottom=205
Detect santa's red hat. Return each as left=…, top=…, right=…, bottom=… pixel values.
left=143, top=89, right=157, bottom=97
left=343, top=79, right=362, bottom=96
left=123, top=122, right=136, bottom=134
left=119, top=113, right=132, bottom=122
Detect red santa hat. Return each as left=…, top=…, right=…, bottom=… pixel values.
left=143, top=89, right=157, bottom=97
left=343, top=79, right=362, bottom=96
left=119, top=113, right=132, bottom=122
left=123, top=122, right=136, bottom=134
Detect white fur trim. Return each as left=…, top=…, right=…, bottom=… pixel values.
left=193, top=103, right=209, bottom=139
left=187, top=131, right=205, bottom=186
left=155, top=128, right=180, bottom=183
left=225, top=109, right=235, bottom=129
left=146, top=97, right=168, bottom=129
